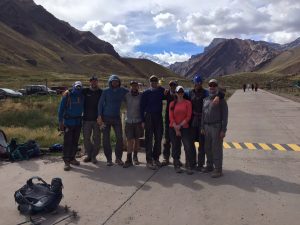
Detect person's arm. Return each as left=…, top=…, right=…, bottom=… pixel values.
left=217, top=91, right=225, bottom=99
left=221, top=100, right=228, bottom=133
left=140, top=91, right=147, bottom=122
left=161, top=87, right=167, bottom=100
left=58, top=96, right=67, bottom=130
left=169, top=101, right=175, bottom=127
left=97, top=90, right=106, bottom=125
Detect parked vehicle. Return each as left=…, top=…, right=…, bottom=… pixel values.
left=0, top=88, right=23, bottom=99
left=50, top=86, right=68, bottom=94
left=24, top=85, right=56, bottom=95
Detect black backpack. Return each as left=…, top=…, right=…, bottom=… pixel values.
left=14, top=176, right=63, bottom=214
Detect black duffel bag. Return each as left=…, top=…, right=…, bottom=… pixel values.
left=14, top=176, right=63, bottom=214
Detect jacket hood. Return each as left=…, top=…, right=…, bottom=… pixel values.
left=108, top=74, right=121, bottom=88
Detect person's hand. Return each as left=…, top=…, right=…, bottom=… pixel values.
left=97, top=116, right=103, bottom=126
left=59, top=122, right=64, bottom=131
left=164, top=89, right=169, bottom=96
left=212, top=96, right=220, bottom=105
left=220, top=131, right=226, bottom=139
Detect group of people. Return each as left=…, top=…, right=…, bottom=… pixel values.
left=243, top=83, right=258, bottom=92
left=58, top=74, right=228, bottom=178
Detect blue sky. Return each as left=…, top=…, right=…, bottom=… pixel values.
left=34, top=0, right=300, bottom=65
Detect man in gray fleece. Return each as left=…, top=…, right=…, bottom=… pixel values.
left=201, top=79, right=228, bottom=178
left=123, top=81, right=143, bottom=168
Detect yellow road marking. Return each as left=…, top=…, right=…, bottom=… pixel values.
left=287, top=144, right=300, bottom=152
left=258, top=143, right=272, bottom=151
left=244, top=142, right=256, bottom=150
left=223, top=142, right=231, bottom=149
left=272, top=144, right=286, bottom=151
left=232, top=142, right=243, bottom=150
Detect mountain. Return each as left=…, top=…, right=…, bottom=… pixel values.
left=169, top=37, right=300, bottom=78
left=0, top=0, right=178, bottom=81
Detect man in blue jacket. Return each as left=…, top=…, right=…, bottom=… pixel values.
left=58, top=81, right=84, bottom=171
left=140, top=75, right=165, bottom=170
left=97, top=75, right=128, bottom=166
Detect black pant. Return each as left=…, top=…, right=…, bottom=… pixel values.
left=191, top=126, right=205, bottom=167
left=169, top=128, right=194, bottom=167
left=63, top=125, right=81, bottom=163
left=102, top=116, right=123, bottom=161
left=144, top=113, right=163, bottom=163
left=163, top=120, right=171, bottom=160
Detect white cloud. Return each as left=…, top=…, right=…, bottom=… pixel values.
left=82, top=21, right=141, bottom=55
left=263, top=32, right=300, bottom=44
left=153, top=13, right=176, bottom=28
left=153, top=52, right=191, bottom=64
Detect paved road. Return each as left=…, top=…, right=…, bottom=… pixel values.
left=1, top=89, right=300, bottom=225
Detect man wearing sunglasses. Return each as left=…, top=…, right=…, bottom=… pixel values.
left=201, top=79, right=228, bottom=178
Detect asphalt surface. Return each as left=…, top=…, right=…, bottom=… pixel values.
left=0, top=89, right=299, bottom=225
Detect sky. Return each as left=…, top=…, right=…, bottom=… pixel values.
left=34, top=0, right=300, bottom=65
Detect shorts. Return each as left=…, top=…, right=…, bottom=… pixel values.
left=125, top=122, right=144, bottom=139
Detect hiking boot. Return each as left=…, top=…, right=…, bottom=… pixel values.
left=70, top=159, right=80, bottom=166
left=115, top=158, right=124, bottom=166
left=146, top=162, right=157, bottom=170
left=154, top=160, right=162, bottom=167
left=201, top=166, right=214, bottom=173
left=133, top=156, right=140, bottom=165
left=107, top=160, right=113, bottom=166
left=178, top=160, right=183, bottom=167
left=161, top=159, right=170, bottom=166
left=186, top=167, right=194, bottom=175
left=211, top=169, right=223, bottom=178
left=83, top=157, right=91, bottom=163
left=123, top=160, right=133, bottom=168
left=64, top=163, right=71, bottom=171
left=92, top=158, right=98, bottom=164
left=174, top=166, right=183, bottom=173
left=195, top=165, right=203, bottom=172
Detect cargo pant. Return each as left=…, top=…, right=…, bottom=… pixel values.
left=204, top=123, right=223, bottom=169
left=102, top=116, right=123, bottom=162
left=83, top=120, right=101, bottom=160
left=63, top=125, right=81, bottom=163
left=163, top=119, right=171, bottom=160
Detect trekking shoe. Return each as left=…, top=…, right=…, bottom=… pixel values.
left=92, top=158, right=98, bottom=164
left=64, top=163, right=71, bottom=171
left=201, top=166, right=214, bottom=173
left=211, top=169, right=223, bottom=178
left=107, top=161, right=113, bottom=166
left=115, top=158, right=124, bottom=166
left=186, top=167, right=194, bottom=175
left=178, top=160, right=183, bottom=167
left=133, top=156, right=140, bottom=165
left=174, top=166, right=183, bottom=173
left=154, top=160, right=162, bottom=167
left=123, top=160, right=133, bottom=168
left=146, top=162, right=157, bottom=170
left=195, top=165, right=203, bottom=172
left=161, top=159, right=170, bottom=166
left=70, top=159, right=80, bottom=166
left=83, top=157, right=91, bottom=163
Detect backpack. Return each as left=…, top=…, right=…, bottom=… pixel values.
left=14, top=176, right=63, bottom=215
left=7, top=139, right=41, bottom=161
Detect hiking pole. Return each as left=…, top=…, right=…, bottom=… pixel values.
left=16, top=216, right=41, bottom=225
left=51, top=210, right=78, bottom=225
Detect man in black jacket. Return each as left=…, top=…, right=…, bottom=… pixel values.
left=82, top=76, right=102, bottom=164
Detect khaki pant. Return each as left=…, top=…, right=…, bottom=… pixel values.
left=83, top=120, right=101, bottom=159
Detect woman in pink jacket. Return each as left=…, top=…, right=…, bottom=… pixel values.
left=169, top=86, right=194, bottom=175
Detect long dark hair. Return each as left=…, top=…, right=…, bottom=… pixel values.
left=170, top=95, right=178, bottom=111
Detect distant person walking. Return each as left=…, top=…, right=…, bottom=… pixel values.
left=255, top=82, right=258, bottom=92
left=82, top=76, right=102, bottom=164
left=169, top=86, right=194, bottom=175
left=243, top=84, right=246, bottom=92
left=58, top=81, right=84, bottom=171
left=162, top=80, right=178, bottom=166
left=97, top=75, right=128, bottom=166
left=247, top=83, right=250, bottom=91
left=123, top=81, right=143, bottom=168
left=201, top=79, right=228, bottom=178
left=140, top=75, right=165, bottom=170
left=251, top=83, right=254, bottom=91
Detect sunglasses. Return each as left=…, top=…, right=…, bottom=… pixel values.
left=169, top=83, right=177, bottom=87
left=209, top=83, right=217, bottom=87
left=75, top=86, right=82, bottom=89
left=176, top=90, right=184, bottom=94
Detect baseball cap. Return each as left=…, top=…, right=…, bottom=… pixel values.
left=208, top=79, right=218, bottom=86
left=175, top=86, right=184, bottom=93
left=149, top=75, right=158, bottom=82
left=74, top=81, right=82, bottom=88
left=169, top=80, right=178, bottom=86
left=89, top=75, right=98, bottom=81
left=130, top=80, right=138, bottom=85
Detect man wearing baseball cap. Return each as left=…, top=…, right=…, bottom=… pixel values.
left=82, top=75, right=102, bottom=164
left=58, top=81, right=84, bottom=171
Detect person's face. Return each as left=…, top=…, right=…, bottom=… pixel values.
left=176, top=90, right=184, bottom=98
left=194, top=82, right=202, bottom=90
left=150, top=81, right=158, bottom=88
left=90, top=79, right=98, bottom=89
left=131, top=83, right=139, bottom=92
left=209, top=83, right=218, bottom=92
left=111, top=80, right=119, bottom=88
left=170, top=84, right=177, bottom=92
